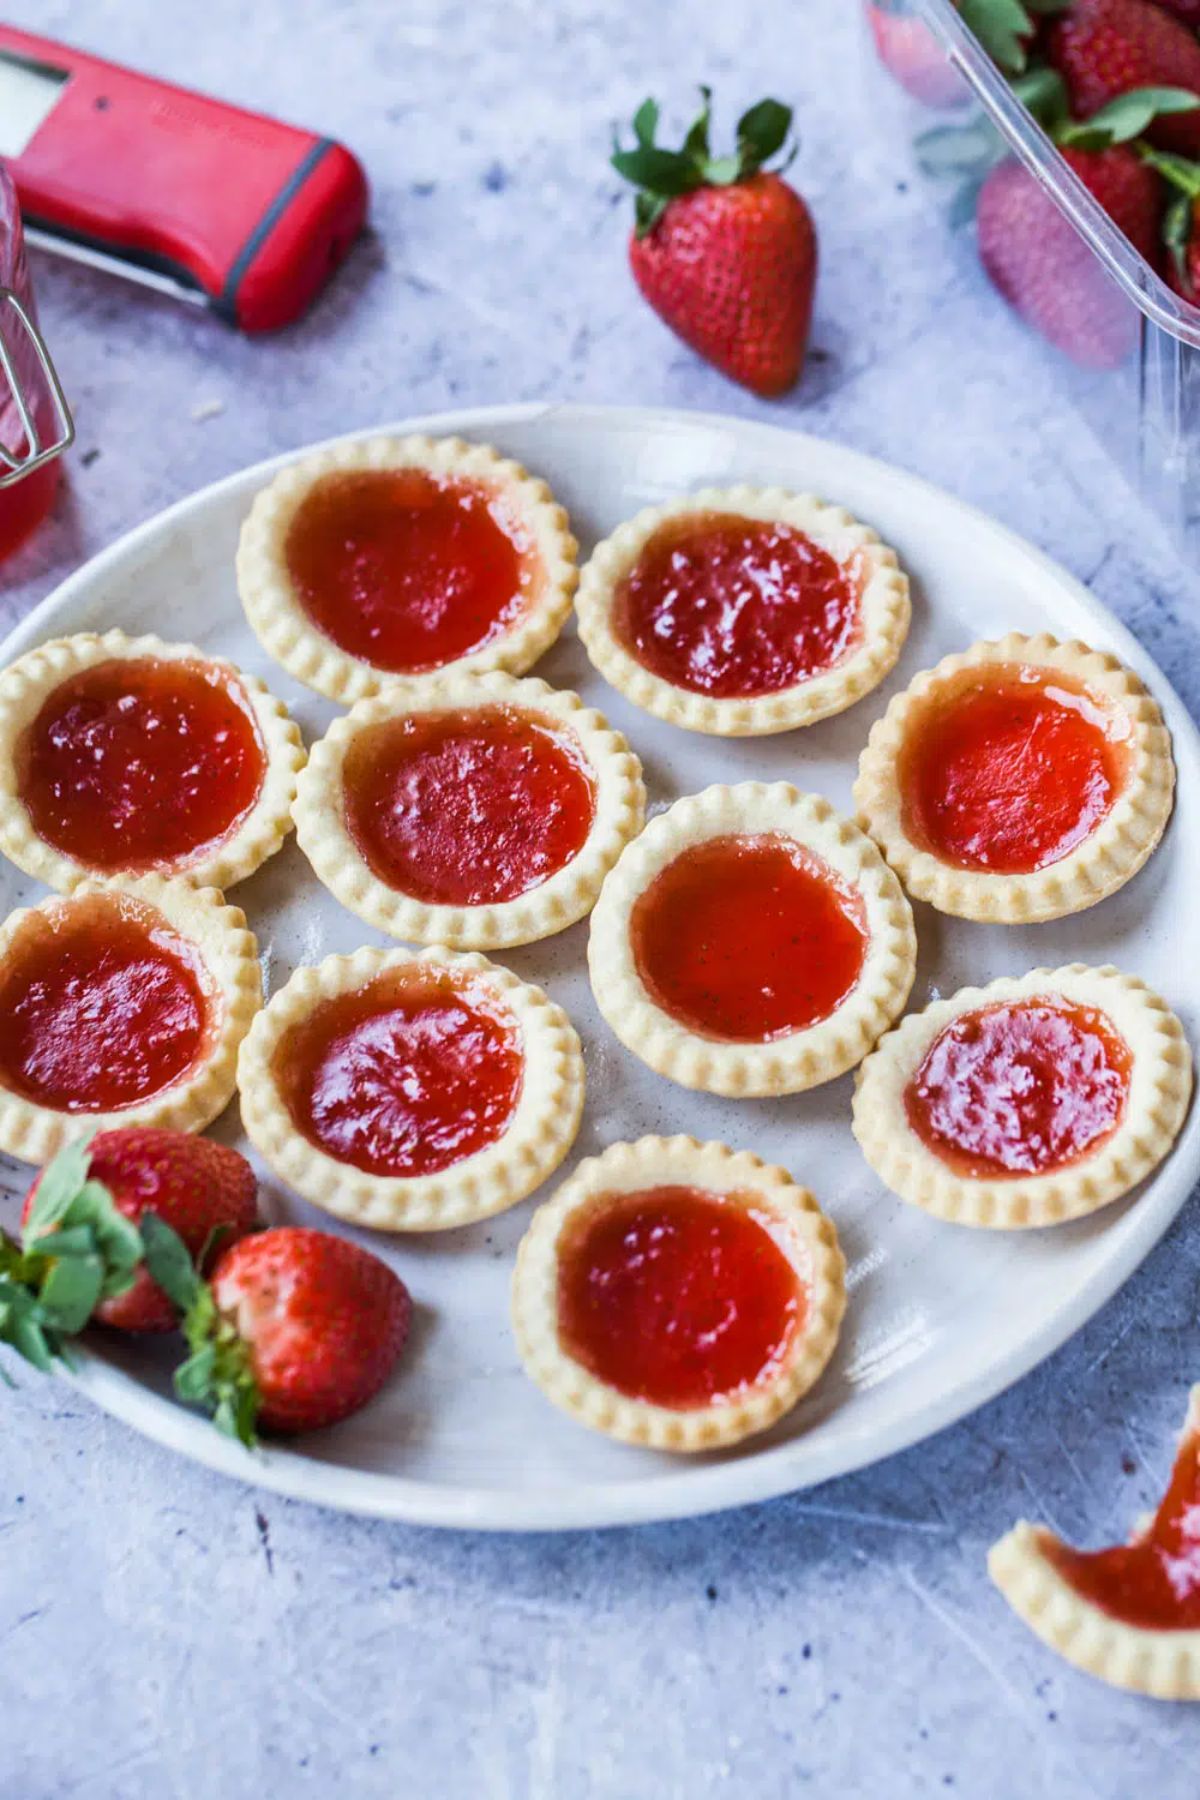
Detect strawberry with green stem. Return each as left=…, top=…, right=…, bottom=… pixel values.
left=142, top=1220, right=412, bottom=1443
left=611, top=89, right=817, bottom=397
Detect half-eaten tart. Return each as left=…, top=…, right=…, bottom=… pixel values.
left=854, top=633, right=1175, bottom=922
left=237, top=944, right=585, bottom=1231
left=587, top=783, right=917, bottom=1097
left=990, top=1386, right=1200, bottom=1699
left=852, top=965, right=1192, bottom=1228
left=0, top=630, right=304, bottom=893
left=293, top=671, right=646, bottom=949
left=237, top=434, right=579, bottom=703
left=511, top=1136, right=846, bottom=1451
left=0, top=877, right=261, bottom=1163
left=575, top=486, right=910, bottom=735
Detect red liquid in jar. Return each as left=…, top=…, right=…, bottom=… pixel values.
left=557, top=1186, right=803, bottom=1408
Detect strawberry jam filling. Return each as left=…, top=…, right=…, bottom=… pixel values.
left=17, top=656, right=266, bottom=873
left=900, top=666, right=1130, bottom=874
left=0, top=896, right=212, bottom=1112
left=275, top=971, right=523, bottom=1178
left=905, top=999, right=1132, bottom=1178
left=613, top=512, right=862, bottom=698
left=631, top=834, right=868, bottom=1041
left=557, top=1186, right=804, bottom=1409
left=1044, top=1426, right=1200, bottom=1630
left=342, top=704, right=596, bottom=906
left=283, top=469, right=539, bottom=674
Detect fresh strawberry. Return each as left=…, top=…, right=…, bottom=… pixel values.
left=22, top=1128, right=258, bottom=1333
left=976, top=144, right=1162, bottom=364
left=143, top=1222, right=412, bottom=1440
left=1048, top=0, right=1200, bottom=155
left=611, top=90, right=817, bottom=396
left=868, top=3, right=968, bottom=108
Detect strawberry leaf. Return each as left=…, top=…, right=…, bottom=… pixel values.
left=959, top=0, right=1036, bottom=74
left=916, top=118, right=1004, bottom=178
left=141, top=1212, right=202, bottom=1313
left=683, top=86, right=712, bottom=161
left=610, top=145, right=703, bottom=197
left=632, top=97, right=659, bottom=148
left=158, top=1225, right=261, bottom=1448
left=1164, top=189, right=1196, bottom=290
left=38, top=1254, right=103, bottom=1336
left=1061, top=86, right=1200, bottom=151
left=1010, top=67, right=1069, bottom=133
left=22, top=1134, right=94, bottom=1242
left=1141, top=145, right=1200, bottom=198
left=735, top=98, right=792, bottom=173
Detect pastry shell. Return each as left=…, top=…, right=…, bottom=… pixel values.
left=236, top=434, right=579, bottom=703
left=587, top=783, right=917, bottom=1097
left=236, top=943, right=585, bottom=1231
left=0, top=877, right=262, bottom=1163
left=853, top=633, right=1175, bottom=922
left=852, top=964, right=1192, bottom=1228
left=0, top=630, right=305, bottom=893
left=511, top=1135, right=847, bottom=1452
left=575, top=486, right=911, bottom=736
left=292, top=671, right=646, bottom=949
left=989, top=1387, right=1200, bottom=1699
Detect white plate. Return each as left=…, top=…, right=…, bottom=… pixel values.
left=1, top=402, right=1197, bottom=1532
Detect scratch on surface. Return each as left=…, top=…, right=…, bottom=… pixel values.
left=894, top=1565, right=1032, bottom=1722
left=790, top=1499, right=951, bottom=1537
left=1055, top=1438, right=1092, bottom=1501
left=255, top=1508, right=274, bottom=1577
left=1080, top=1317, right=1134, bottom=1379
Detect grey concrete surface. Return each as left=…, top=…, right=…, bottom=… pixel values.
left=2, top=2, right=1199, bottom=1794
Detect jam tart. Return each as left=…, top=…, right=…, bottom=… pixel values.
left=575, top=486, right=911, bottom=735
left=990, top=1386, right=1200, bottom=1699
left=236, top=944, right=585, bottom=1231
left=854, top=633, right=1175, bottom=922
left=511, top=1136, right=846, bottom=1452
left=0, top=877, right=262, bottom=1164
left=852, top=965, right=1192, bottom=1229
left=587, top=783, right=917, bottom=1097
left=0, top=630, right=304, bottom=893
left=237, top=434, right=579, bottom=703
left=293, top=671, right=646, bottom=950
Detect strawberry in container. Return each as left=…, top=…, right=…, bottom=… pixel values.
left=0, top=158, right=72, bottom=562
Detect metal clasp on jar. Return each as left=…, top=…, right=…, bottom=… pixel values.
left=0, top=285, right=73, bottom=489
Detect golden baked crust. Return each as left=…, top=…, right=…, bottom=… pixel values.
left=853, top=633, right=1175, bottom=922
left=989, top=1387, right=1200, bottom=1699
left=0, top=877, right=261, bottom=1163
left=236, top=943, right=585, bottom=1231
left=236, top=434, right=579, bottom=703
left=0, top=630, right=304, bottom=893
left=575, top=486, right=911, bottom=736
left=852, top=964, right=1192, bottom=1228
left=511, top=1135, right=846, bottom=1452
left=292, top=670, right=646, bottom=949
left=587, top=782, right=917, bottom=1096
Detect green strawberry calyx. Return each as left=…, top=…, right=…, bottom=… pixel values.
left=141, top=1213, right=260, bottom=1448
left=0, top=1134, right=144, bottom=1374
left=959, top=0, right=1071, bottom=78
left=1138, top=147, right=1200, bottom=294
left=611, top=89, right=795, bottom=237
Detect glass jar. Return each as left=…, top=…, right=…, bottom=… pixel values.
left=0, top=158, right=72, bottom=562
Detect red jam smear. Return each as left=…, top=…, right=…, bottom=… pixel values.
left=1045, top=1426, right=1200, bottom=1630
left=283, top=469, right=538, bottom=674
left=613, top=511, right=862, bottom=699
left=905, top=999, right=1132, bottom=1178
left=343, top=704, right=596, bottom=906
left=899, top=666, right=1130, bottom=874
left=631, top=834, right=868, bottom=1042
left=276, top=971, right=523, bottom=1177
left=557, top=1185, right=804, bottom=1409
left=0, top=896, right=211, bottom=1112
left=17, top=656, right=266, bottom=874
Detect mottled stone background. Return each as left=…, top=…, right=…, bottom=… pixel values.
left=2, top=2, right=1199, bottom=1794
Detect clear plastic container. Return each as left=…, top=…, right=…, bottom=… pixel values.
left=862, top=0, right=1200, bottom=549
left=0, top=158, right=72, bottom=563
